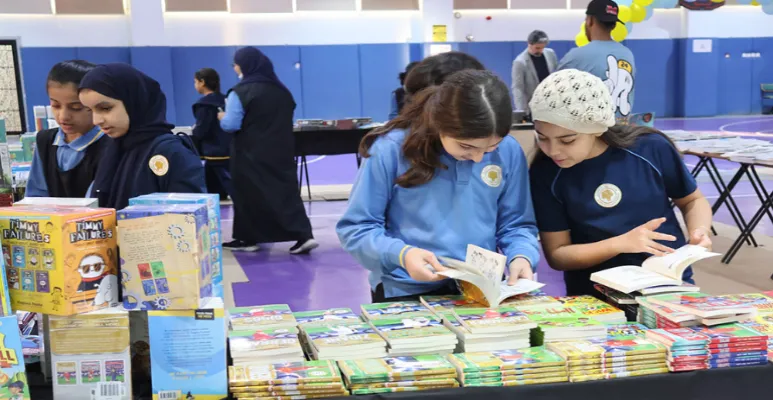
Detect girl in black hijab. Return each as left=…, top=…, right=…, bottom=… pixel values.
left=219, top=47, right=317, bottom=254
left=79, top=63, right=205, bottom=209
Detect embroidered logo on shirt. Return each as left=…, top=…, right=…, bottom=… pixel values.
left=481, top=165, right=503, bottom=188
left=149, top=155, right=170, bottom=177
left=594, top=183, right=622, bottom=208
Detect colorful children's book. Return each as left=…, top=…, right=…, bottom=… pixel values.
left=436, top=245, right=545, bottom=308
left=148, top=298, right=227, bottom=400
left=451, top=307, right=537, bottom=334
left=228, top=305, right=297, bottom=330
left=447, top=347, right=566, bottom=372
left=0, top=206, right=119, bottom=315
left=648, top=293, right=758, bottom=318
left=303, top=323, right=387, bottom=360
left=0, top=315, right=30, bottom=399
left=360, top=302, right=432, bottom=320
left=605, top=323, right=649, bottom=341
left=337, top=355, right=457, bottom=384
left=419, top=295, right=483, bottom=312
left=228, top=360, right=342, bottom=386
left=719, top=293, right=773, bottom=314
left=645, top=328, right=710, bottom=348
left=228, top=327, right=303, bottom=360
left=690, top=323, right=768, bottom=343
left=293, top=308, right=360, bottom=326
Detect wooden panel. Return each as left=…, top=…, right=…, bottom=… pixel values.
left=296, top=0, right=356, bottom=11
left=55, top=0, right=124, bottom=14
left=511, top=0, right=567, bottom=9
left=230, top=0, right=293, bottom=13
left=165, top=0, right=227, bottom=12
left=453, top=0, right=507, bottom=9
left=0, top=0, right=52, bottom=14
left=361, top=0, right=419, bottom=10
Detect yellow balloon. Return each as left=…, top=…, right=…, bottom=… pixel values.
left=630, top=4, right=647, bottom=23
left=752, top=0, right=760, bottom=4
left=575, top=31, right=589, bottom=47
left=633, top=0, right=653, bottom=5
left=711, top=0, right=724, bottom=2
left=611, top=22, right=628, bottom=42
left=618, top=5, right=632, bottom=23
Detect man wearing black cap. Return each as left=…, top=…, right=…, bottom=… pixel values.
left=558, top=0, right=636, bottom=123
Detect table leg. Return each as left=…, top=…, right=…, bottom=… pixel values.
left=304, top=155, right=312, bottom=201
left=722, top=185, right=773, bottom=264
left=705, top=159, right=756, bottom=247
left=297, top=155, right=305, bottom=191
left=747, top=166, right=773, bottom=226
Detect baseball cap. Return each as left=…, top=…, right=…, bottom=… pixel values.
left=586, top=0, right=622, bottom=24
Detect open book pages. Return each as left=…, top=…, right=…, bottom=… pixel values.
left=642, top=245, right=720, bottom=280
left=436, top=245, right=544, bottom=308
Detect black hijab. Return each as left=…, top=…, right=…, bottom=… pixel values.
left=80, top=63, right=175, bottom=208
left=232, top=47, right=293, bottom=101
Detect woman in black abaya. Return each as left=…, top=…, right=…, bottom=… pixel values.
left=219, top=47, right=317, bottom=254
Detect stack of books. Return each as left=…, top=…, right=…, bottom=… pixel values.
left=294, top=308, right=361, bottom=327
left=645, top=328, right=715, bottom=372
left=551, top=296, right=628, bottom=324
left=369, top=315, right=458, bottom=356
left=646, top=292, right=757, bottom=326
left=636, top=297, right=701, bottom=329
left=302, top=322, right=387, bottom=361
left=741, top=315, right=773, bottom=360
left=528, top=316, right=606, bottom=345
left=360, top=302, right=433, bottom=320
left=547, top=339, right=668, bottom=382
left=689, top=324, right=769, bottom=368
left=594, top=284, right=639, bottom=320
left=447, top=347, right=568, bottom=387
left=228, top=327, right=306, bottom=366
left=228, top=304, right=298, bottom=331
left=444, top=307, right=536, bottom=352
left=604, top=323, right=650, bottom=341
left=420, top=295, right=483, bottom=312
left=228, top=360, right=348, bottom=399
left=337, top=355, right=459, bottom=395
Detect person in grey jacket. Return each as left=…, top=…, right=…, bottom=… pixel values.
left=511, top=30, right=558, bottom=118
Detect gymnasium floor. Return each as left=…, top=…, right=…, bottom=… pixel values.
left=221, top=115, right=773, bottom=312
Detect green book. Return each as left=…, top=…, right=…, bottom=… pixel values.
left=293, top=308, right=360, bottom=326
left=228, top=304, right=296, bottom=329
left=228, top=360, right=341, bottom=386
left=448, top=347, right=566, bottom=372
left=361, top=302, right=433, bottom=320
left=338, top=355, right=457, bottom=383
left=370, top=315, right=454, bottom=341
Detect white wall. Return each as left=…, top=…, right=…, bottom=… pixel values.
left=0, top=5, right=771, bottom=48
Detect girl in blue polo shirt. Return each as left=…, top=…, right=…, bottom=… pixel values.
left=528, top=69, right=713, bottom=296
left=337, top=70, right=540, bottom=302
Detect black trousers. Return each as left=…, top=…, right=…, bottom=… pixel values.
left=205, top=160, right=233, bottom=200
left=370, top=283, right=459, bottom=303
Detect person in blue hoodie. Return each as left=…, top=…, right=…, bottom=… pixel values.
left=193, top=68, right=232, bottom=200
left=78, top=63, right=205, bottom=209
left=337, top=70, right=540, bottom=303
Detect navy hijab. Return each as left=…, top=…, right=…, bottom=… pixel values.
left=80, top=63, right=174, bottom=208
left=232, top=47, right=294, bottom=102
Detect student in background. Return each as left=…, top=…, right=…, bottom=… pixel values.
left=528, top=69, right=712, bottom=297
left=558, top=0, right=635, bottom=122
left=219, top=47, right=317, bottom=254
left=512, top=30, right=558, bottom=119
left=337, top=70, right=540, bottom=302
left=388, top=62, right=418, bottom=120
left=193, top=68, right=232, bottom=200
left=27, top=60, right=109, bottom=198
left=79, top=63, right=205, bottom=209
left=402, top=52, right=485, bottom=102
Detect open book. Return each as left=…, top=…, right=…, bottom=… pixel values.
left=590, top=245, right=719, bottom=294
left=433, top=245, right=544, bottom=308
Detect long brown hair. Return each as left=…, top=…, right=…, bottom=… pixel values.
left=360, top=70, right=512, bottom=188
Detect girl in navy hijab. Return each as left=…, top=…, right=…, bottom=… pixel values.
left=219, top=47, right=317, bottom=254
left=79, top=63, right=205, bottom=209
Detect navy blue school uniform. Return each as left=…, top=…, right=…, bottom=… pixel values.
left=529, top=133, right=697, bottom=296
left=79, top=63, right=205, bottom=210
left=192, top=92, right=233, bottom=200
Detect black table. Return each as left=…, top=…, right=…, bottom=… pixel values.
left=331, top=364, right=773, bottom=400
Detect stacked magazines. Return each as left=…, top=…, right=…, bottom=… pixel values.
left=637, top=297, right=701, bottom=329
left=228, top=360, right=348, bottom=399
left=645, top=328, right=716, bottom=372
left=741, top=315, right=773, bottom=360
left=547, top=339, right=668, bottom=382
left=447, top=347, right=568, bottom=387
left=646, top=292, right=758, bottom=325
left=338, top=355, right=459, bottom=395
left=689, top=324, right=769, bottom=369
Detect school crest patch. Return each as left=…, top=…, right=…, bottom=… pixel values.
left=594, top=183, right=622, bottom=208
left=481, top=165, right=502, bottom=188
left=149, top=155, right=169, bottom=177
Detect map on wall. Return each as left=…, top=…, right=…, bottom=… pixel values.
left=0, top=41, right=26, bottom=134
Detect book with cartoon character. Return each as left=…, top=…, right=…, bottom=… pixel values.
left=0, top=206, right=118, bottom=315
left=293, top=308, right=360, bottom=327
left=48, top=307, right=131, bottom=399
left=337, top=355, right=457, bottom=384
left=228, top=304, right=297, bottom=330
left=435, top=245, right=544, bottom=308
left=148, top=298, right=227, bottom=400
left=228, top=327, right=305, bottom=366
left=648, top=293, right=758, bottom=319
left=303, top=322, right=387, bottom=361
left=590, top=245, right=719, bottom=294
left=360, top=302, right=433, bottom=321
left=368, top=315, right=457, bottom=356
left=0, top=315, right=30, bottom=400
left=117, top=204, right=212, bottom=311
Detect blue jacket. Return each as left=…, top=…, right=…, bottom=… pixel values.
left=192, top=92, right=231, bottom=159
left=336, top=129, right=540, bottom=298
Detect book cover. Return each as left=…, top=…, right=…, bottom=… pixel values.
left=228, top=361, right=341, bottom=386
left=228, top=305, right=296, bottom=330
left=128, top=193, right=224, bottom=299
left=337, top=355, right=456, bottom=383
left=293, top=308, right=360, bottom=326
left=304, top=323, right=385, bottom=350
left=228, top=328, right=300, bottom=354
left=360, top=302, right=431, bottom=320
left=605, top=323, right=649, bottom=340
left=0, top=315, right=29, bottom=399
left=648, top=293, right=756, bottom=318
left=645, top=328, right=710, bottom=348
left=148, top=301, right=227, bottom=400
left=690, top=324, right=768, bottom=343
left=370, top=316, right=453, bottom=340
left=447, top=347, right=565, bottom=372
left=452, top=307, right=536, bottom=331
left=419, top=296, right=482, bottom=312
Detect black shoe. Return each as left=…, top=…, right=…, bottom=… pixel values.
left=223, top=240, right=260, bottom=252
left=289, top=239, right=319, bottom=255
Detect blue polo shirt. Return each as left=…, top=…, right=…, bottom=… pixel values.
left=529, top=133, right=697, bottom=296
left=26, top=126, right=104, bottom=197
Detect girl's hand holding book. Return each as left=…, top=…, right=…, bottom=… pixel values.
left=403, top=247, right=448, bottom=282
left=689, top=227, right=712, bottom=251
left=507, top=257, right=534, bottom=286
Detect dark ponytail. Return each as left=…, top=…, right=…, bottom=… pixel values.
left=601, top=125, right=680, bottom=151
left=194, top=68, right=221, bottom=93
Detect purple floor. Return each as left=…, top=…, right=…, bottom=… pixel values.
left=230, top=116, right=773, bottom=311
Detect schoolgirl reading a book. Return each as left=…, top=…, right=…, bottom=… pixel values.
left=528, top=69, right=713, bottom=297
left=337, top=70, right=540, bottom=303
